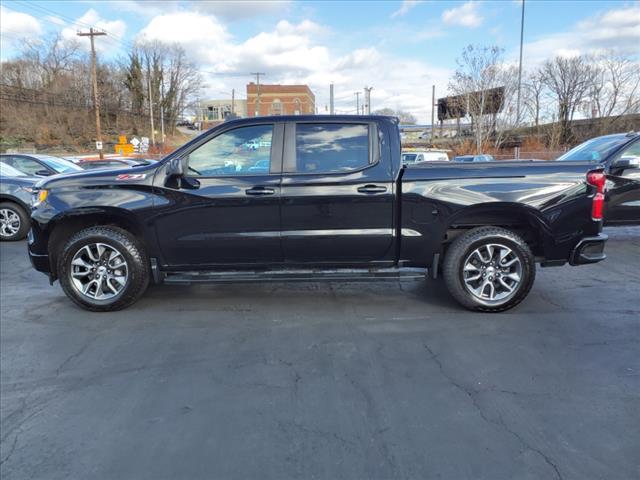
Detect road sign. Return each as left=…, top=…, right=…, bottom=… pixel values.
left=96, top=141, right=103, bottom=150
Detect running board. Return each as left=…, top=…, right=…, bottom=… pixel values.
left=163, top=267, right=427, bottom=285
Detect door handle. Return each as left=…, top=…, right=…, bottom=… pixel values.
left=245, top=186, right=276, bottom=196
left=357, top=184, right=387, bottom=194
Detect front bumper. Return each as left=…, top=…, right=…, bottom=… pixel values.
left=28, top=229, right=51, bottom=274
left=569, top=234, right=608, bottom=265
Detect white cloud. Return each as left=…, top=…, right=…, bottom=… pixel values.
left=442, top=1, right=483, bottom=28
left=0, top=6, right=42, bottom=57
left=61, top=9, right=127, bottom=53
left=391, top=0, right=424, bottom=19
left=523, top=4, right=640, bottom=63
left=137, top=11, right=450, bottom=122
left=0, top=5, right=42, bottom=38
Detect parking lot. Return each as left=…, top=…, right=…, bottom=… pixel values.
left=0, top=227, right=638, bottom=480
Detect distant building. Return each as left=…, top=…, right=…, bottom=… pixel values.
left=246, top=83, right=315, bottom=117
left=199, top=99, right=247, bottom=123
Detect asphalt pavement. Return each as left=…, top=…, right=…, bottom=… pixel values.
left=1, top=227, right=639, bottom=480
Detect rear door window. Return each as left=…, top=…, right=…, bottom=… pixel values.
left=294, top=123, right=370, bottom=174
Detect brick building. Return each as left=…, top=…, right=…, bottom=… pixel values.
left=246, top=83, right=315, bottom=117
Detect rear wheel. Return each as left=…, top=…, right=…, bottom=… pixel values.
left=0, top=202, right=30, bottom=241
left=58, top=226, right=150, bottom=311
left=443, top=226, right=535, bottom=312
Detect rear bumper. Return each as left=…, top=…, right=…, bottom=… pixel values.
left=569, top=234, right=608, bottom=265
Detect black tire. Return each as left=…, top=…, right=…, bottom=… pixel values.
left=58, top=226, right=150, bottom=311
left=443, top=226, right=535, bottom=312
left=0, top=201, right=30, bottom=241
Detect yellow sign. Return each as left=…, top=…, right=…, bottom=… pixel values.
left=115, top=136, right=134, bottom=155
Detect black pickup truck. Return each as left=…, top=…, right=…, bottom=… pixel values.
left=29, top=115, right=613, bottom=312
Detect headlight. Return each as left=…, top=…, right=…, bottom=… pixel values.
left=33, top=189, right=48, bottom=206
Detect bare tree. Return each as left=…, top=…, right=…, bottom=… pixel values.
left=522, top=70, right=546, bottom=127
left=448, top=45, right=517, bottom=153
left=373, top=107, right=417, bottom=124
left=587, top=54, right=640, bottom=129
left=540, top=55, right=594, bottom=143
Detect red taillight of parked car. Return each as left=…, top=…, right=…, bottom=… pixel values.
left=586, top=171, right=606, bottom=221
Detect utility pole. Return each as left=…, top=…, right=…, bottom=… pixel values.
left=160, top=75, right=166, bottom=148
left=251, top=72, right=265, bottom=116
left=431, top=84, right=436, bottom=142
left=329, top=83, right=334, bottom=114
left=147, top=65, right=155, bottom=146
left=364, top=86, right=373, bottom=114
left=354, top=92, right=361, bottom=115
left=515, top=0, right=525, bottom=127
left=77, top=28, right=106, bottom=159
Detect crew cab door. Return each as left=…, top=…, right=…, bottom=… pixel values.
left=606, top=139, right=640, bottom=225
left=153, top=122, right=284, bottom=267
left=279, top=121, right=395, bottom=263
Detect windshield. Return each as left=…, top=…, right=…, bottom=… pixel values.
left=0, top=163, right=27, bottom=177
left=402, top=154, right=417, bottom=163
left=37, top=155, right=83, bottom=173
left=556, top=136, right=629, bottom=162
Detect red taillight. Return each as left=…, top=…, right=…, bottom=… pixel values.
left=587, top=171, right=606, bottom=221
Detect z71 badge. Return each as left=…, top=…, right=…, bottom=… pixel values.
left=115, top=173, right=147, bottom=181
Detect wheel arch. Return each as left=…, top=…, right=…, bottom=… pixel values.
left=46, top=207, right=152, bottom=278
left=0, top=194, right=30, bottom=213
left=442, top=202, right=553, bottom=259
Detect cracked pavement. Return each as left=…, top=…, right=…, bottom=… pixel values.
left=1, top=227, right=639, bottom=479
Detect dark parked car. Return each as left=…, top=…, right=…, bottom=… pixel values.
left=0, top=153, right=83, bottom=177
left=454, top=154, right=495, bottom=162
left=0, top=163, right=39, bottom=240
left=555, top=133, right=640, bottom=225
left=78, top=159, right=154, bottom=170
left=29, top=115, right=607, bottom=312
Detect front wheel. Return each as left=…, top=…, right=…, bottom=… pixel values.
left=58, top=226, right=150, bottom=311
left=443, top=226, right=536, bottom=312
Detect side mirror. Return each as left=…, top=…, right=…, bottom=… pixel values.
left=35, top=169, right=52, bottom=176
left=612, top=157, right=640, bottom=170
left=165, top=157, right=184, bottom=177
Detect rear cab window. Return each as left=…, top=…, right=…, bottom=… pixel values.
left=291, top=123, right=371, bottom=174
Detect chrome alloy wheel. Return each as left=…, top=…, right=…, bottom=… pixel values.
left=70, top=243, right=128, bottom=300
left=0, top=208, right=20, bottom=238
left=462, top=243, right=522, bottom=304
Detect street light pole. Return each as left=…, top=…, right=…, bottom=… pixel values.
left=515, top=0, right=525, bottom=128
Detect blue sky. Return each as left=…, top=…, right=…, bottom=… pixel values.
left=1, top=0, right=639, bottom=121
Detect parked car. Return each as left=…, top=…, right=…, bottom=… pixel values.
left=555, top=133, right=640, bottom=225
left=29, top=115, right=607, bottom=312
left=454, top=154, right=495, bottom=162
left=0, top=163, right=39, bottom=240
left=0, top=153, right=83, bottom=177
left=402, top=150, right=449, bottom=163
left=78, top=159, right=153, bottom=170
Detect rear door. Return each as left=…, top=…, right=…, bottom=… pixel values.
left=153, top=122, right=284, bottom=267
left=279, top=121, right=395, bottom=264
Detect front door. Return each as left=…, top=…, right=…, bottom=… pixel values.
left=279, top=121, right=395, bottom=264
left=153, top=122, right=284, bottom=267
